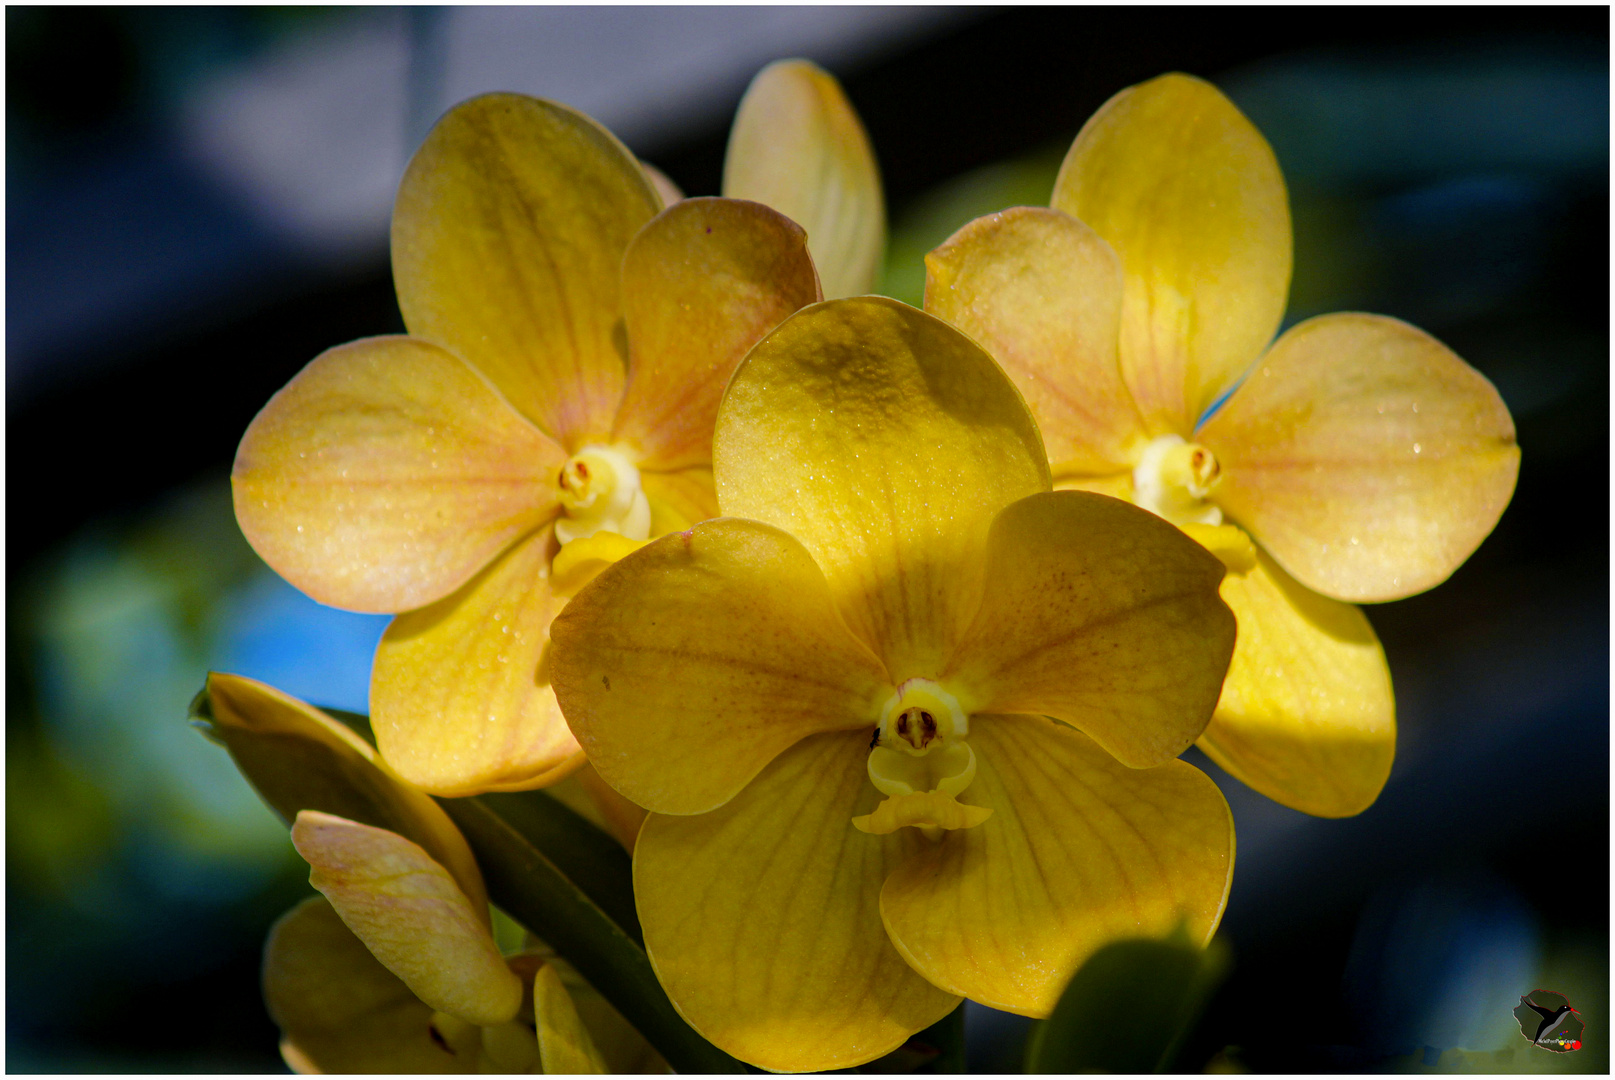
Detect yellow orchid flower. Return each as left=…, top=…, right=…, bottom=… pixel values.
left=232, top=93, right=822, bottom=797
left=549, top=297, right=1238, bottom=1072
left=925, top=73, right=1519, bottom=818
left=723, top=59, right=886, bottom=299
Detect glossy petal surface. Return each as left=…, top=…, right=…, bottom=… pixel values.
left=535, top=963, right=608, bottom=1073
left=1199, top=547, right=1395, bottom=817
left=232, top=336, right=564, bottom=613
left=202, top=673, right=487, bottom=910
left=1199, top=312, right=1520, bottom=602
left=715, top=297, right=1049, bottom=677
left=926, top=207, right=1145, bottom=474
left=613, top=198, right=820, bottom=470
left=635, top=731, right=960, bottom=1071
left=293, top=811, right=523, bottom=1027
left=881, top=715, right=1233, bottom=1017
left=393, top=94, right=659, bottom=446
left=550, top=518, right=889, bottom=815
left=266, top=897, right=466, bottom=1073
left=946, top=492, right=1234, bottom=768
left=723, top=59, right=885, bottom=299
left=1052, top=73, right=1291, bottom=434
left=373, top=527, right=583, bottom=796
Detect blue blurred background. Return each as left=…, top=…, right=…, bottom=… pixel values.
left=7, top=7, right=1607, bottom=1072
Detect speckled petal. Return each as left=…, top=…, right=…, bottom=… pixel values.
left=612, top=197, right=819, bottom=470
left=926, top=206, right=1146, bottom=475
left=232, top=336, right=564, bottom=613
left=372, top=526, right=584, bottom=796
left=1198, top=312, right=1519, bottom=602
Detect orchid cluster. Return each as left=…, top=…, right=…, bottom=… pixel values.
left=197, top=61, right=1518, bottom=1073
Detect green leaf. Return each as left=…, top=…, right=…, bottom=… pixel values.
left=438, top=796, right=749, bottom=1074
left=473, top=789, right=640, bottom=944
left=1023, top=932, right=1231, bottom=1074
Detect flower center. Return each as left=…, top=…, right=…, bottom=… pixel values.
left=854, top=679, right=991, bottom=840
left=1132, top=434, right=1223, bottom=526
left=554, top=445, right=652, bottom=546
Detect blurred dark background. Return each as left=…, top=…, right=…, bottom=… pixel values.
left=8, top=6, right=1607, bottom=1072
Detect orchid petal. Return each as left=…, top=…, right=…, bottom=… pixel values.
left=926, top=207, right=1146, bottom=474
left=534, top=963, right=609, bottom=1074
left=612, top=198, right=820, bottom=470
left=232, top=336, right=563, bottom=613
left=393, top=94, right=659, bottom=447
left=723, top=59, right=885, bottom=299
left=715, top=297, right=1049, bottom=677
left=1198, top=312, right=1519, bottom=602
left=200, top=673, right=487, bottom=911
left=1199, top=546, right=1396, bottom=817
left=265, top=897, right=468, bottom=1073
left=372, top=527, right=584, bottom=796
left=880, top=715, right=1233, bottom=1017
left=292, top=811, right=523, bottom=1027
left=550, top=518, right=889, bottom=816
left=1052, top=73, right=1291, bottom=434
left=634, top=731, right=959, bottom=1071
left=641, top=465, right=719, bottom=535
left=945, top=492, right=1234, bottom=769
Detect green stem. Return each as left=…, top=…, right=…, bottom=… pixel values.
left=440, top=797, right=748, bottom=1074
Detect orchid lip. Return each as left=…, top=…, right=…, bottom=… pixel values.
left=554, top=444, right=652, bottom=545
left=1132, top=434, right=1224, bottom=526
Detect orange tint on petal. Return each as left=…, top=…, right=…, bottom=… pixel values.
left=232, top=336, right=564, bottom=613
left=926, top=207, right=1145, bottom=474
left=265, top=897, right=467, bottom=1074
left=1199, top=312, right=1520, bottom=601
left=613, top=198, right=820, bottom=470
left=373, top=527, right=585, bottom=796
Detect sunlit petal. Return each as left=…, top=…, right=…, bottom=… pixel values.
left=926, top=207, right=1146, bottom=474
left=715, top=297, right=1049, bottom=677
left=372, top=527, right=583, bottom=796
left=635, top=731, right=959, bottom=1071
left=292, top=811, right=523, bottom=1027
left=265, top=897, right=469, bottom=1073
left=640, top=465, right=719, bottom=535
left=232, top=336, right=564, bottom=613
left=393, top=93, right=660, bottom=446
left=723, top=59, right=885, bottom=299
left=1199, top=546, right=1395, bottom=817
left=201, top=672, right=487, bottom=910
left=945, top=492, right=1233, bottom=768
left=881, top=715, right=1233, bottom=1017
left=612, top=198, right=820, bottom=470
left=1199, top=312, right=1520, bottom=602
left=1052, top=73, right=1291, bottom=434
left=534, top=963, right=608, bottom=1073
left=550, top=518, right=889, bottom=815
